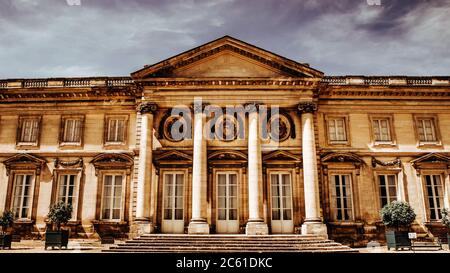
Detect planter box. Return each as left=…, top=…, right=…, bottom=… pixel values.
left=386, top=231, right=411, bottom=250
left=45, top=230, right=69, bottom=250
left=0, top=234, right=12, bottom=249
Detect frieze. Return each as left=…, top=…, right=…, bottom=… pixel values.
left=54, top=157, right=84, bottom=169
left=371, top=157, right=402, bottom=168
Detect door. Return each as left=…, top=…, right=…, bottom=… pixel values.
left=216, top=172, right=239, bottom=233
left=161, top=172, right=185, bottom=234
left=270, top=172, right=294, bottom=234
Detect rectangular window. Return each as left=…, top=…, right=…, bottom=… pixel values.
left=163, top=173, right=185, bottom=221
left=61, top=116, right=84, bottom=145
left=372, top=118, right=392, bottom=142
left=378, top=174, right=397, bottom=208
left=105, top=116, right=127, bottom=144
left=330, top=174, right=354, bottom=221
left=58, top=174, right=78, bottom=219
left=12, top=174, right=34, bottom=219
left=101, top=175, right=123, bottom=220
left=328, top=117, right=347, bottom=142
left=417, top=118, right=437, bottom=142
left=424, top=175, right=444, bottom=221
left=18, top=116, right=41, bottom=145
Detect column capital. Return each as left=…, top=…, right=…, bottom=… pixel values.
left=297, top=102, right=317, bottom=114
left=244, top=102, right=263, bottom=112
left=137, top=102, right=158, bottom=114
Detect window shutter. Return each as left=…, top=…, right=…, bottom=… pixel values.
left=117, top=120, right=125, bottom=142
left=380, top=119, right=390, bottom=141
left=31, top=119, right=39, bottom=143
left=328, top=120, right=336, bottom=141
left=417, top=120, right=426, bottom=141
left=372, top=120, right=380, bottom=141
left=336, top=119, right=345, bottom=141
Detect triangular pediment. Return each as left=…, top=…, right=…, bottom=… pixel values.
left=155, top=150, right=192, bottom=162
left=411, top=153, right=450, bottom=166
left=3, top=153, right=46, bottom=166
left=208, top=150, right=247, bottom=161
left=131, top=36, right=323, bottom=79
left=263, top=150, right=301, bottom=162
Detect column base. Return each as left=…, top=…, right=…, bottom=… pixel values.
left=188, top=221, right=210, bottom=234
left=301, top=222, right=328, bottom=238
left=245, top=221, right=269, bottom=235
left=132, top=220, right=154, bottom=236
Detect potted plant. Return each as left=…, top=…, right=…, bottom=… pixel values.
left=45, top=201, right=72, bottom=250
left=381, top=201, right=416, bottom=250
left=441, top=208, right=450, bottom=249
left=0, top=211, right=14, bottom=249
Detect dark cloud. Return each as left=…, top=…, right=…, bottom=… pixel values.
left=0, top=0, right=449, bottom=78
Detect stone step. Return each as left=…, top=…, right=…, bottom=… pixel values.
left=114, top=243, right=343, bottom=249
left=104, top=234, right=356, bottom=253
left=105, top=247, right=356, bottom=253
left=119, top=240, right=337, bottom=245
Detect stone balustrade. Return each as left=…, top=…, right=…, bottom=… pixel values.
left=0, top=77, right=134, bottom=89
left=321, top=76, right=450, bottom=86
left=1, top=76, right=449, bottom=89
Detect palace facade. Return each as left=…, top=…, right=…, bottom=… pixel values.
left=1, top=36, right=449, bottom=246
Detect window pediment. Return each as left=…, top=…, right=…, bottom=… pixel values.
left=91, top=153, right=134, bottom=175
left=321, top=152, right=364, bottom=164
left=263, top=150, right=301, bottom=162
left=411, top=153, right=450, bottom=170
left=3, top=153, right=46, bottom=175
left=155, top=150, right=193, bottom=163
left=208, top=150, right=247, bottom=162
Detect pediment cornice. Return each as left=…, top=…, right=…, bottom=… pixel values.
left=131, top=36, right=323, bottom=79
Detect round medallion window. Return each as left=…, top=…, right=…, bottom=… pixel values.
left=214, top=114, right=238, bottom=142
left=163, top=115, right=189, bottom=142
left=268, top=114, right=291, bottom=142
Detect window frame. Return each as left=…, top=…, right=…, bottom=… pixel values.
left=324, top=114, right=350, bottom=146
left=16, top=115, right=42, bottom=149
left=99, top=172, right=126, bottom=222
left=376, top=173, right=399, bottom=209
left=54, top=171, right=82, bottom=221
left=413, top=114, right=442, bottom=147
left=104, top=114, right=129, bottom=148
left=368, top=114, right=396, bottom=147
left=162, top=171, right=186, bottom=222
left=421, top=173, right=446, bottom=222
left=268, top=171, right=294, bottom=223
left=328, top=172, right=355, bottom=222
left=59, top=115, right=85, bottom=148
left=10, top=172, right=35, bottom=220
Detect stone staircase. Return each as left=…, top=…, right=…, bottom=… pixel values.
left=104, top=234, right=357, bottom=253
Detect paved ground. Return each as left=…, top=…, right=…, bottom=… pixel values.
left=0, top=239, right=112, bottom=253
left=1, top=239, right=449, bottom=253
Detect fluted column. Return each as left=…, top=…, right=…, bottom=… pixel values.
left=245, top=103, right=268, bottom=235
left=298, top=102, right=327, bottom=236
left=188, top=102, right=209, bottom=234
left=135, top=102, right=157, bottom=234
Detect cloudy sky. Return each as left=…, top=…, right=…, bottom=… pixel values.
left=0, top=0, right=449, bottom=78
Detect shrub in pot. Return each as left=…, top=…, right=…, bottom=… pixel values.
left=45, top=201, right=72, bottom=250
left=381, top=201, right=416, bottom=250
left=0, top=211, right=14, bottom=249
left=441, top=209, right=450, bottom=249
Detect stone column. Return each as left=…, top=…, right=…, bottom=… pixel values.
left=245, top=103, right=268, bottom=235
left=135, top=102, right=157, bottom=234
left=188, top=102, right=210, bottom=234
left=298, top=102, right=327, bottom=236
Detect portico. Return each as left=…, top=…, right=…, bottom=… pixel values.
left=131, top=36, right=327, bottom=236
